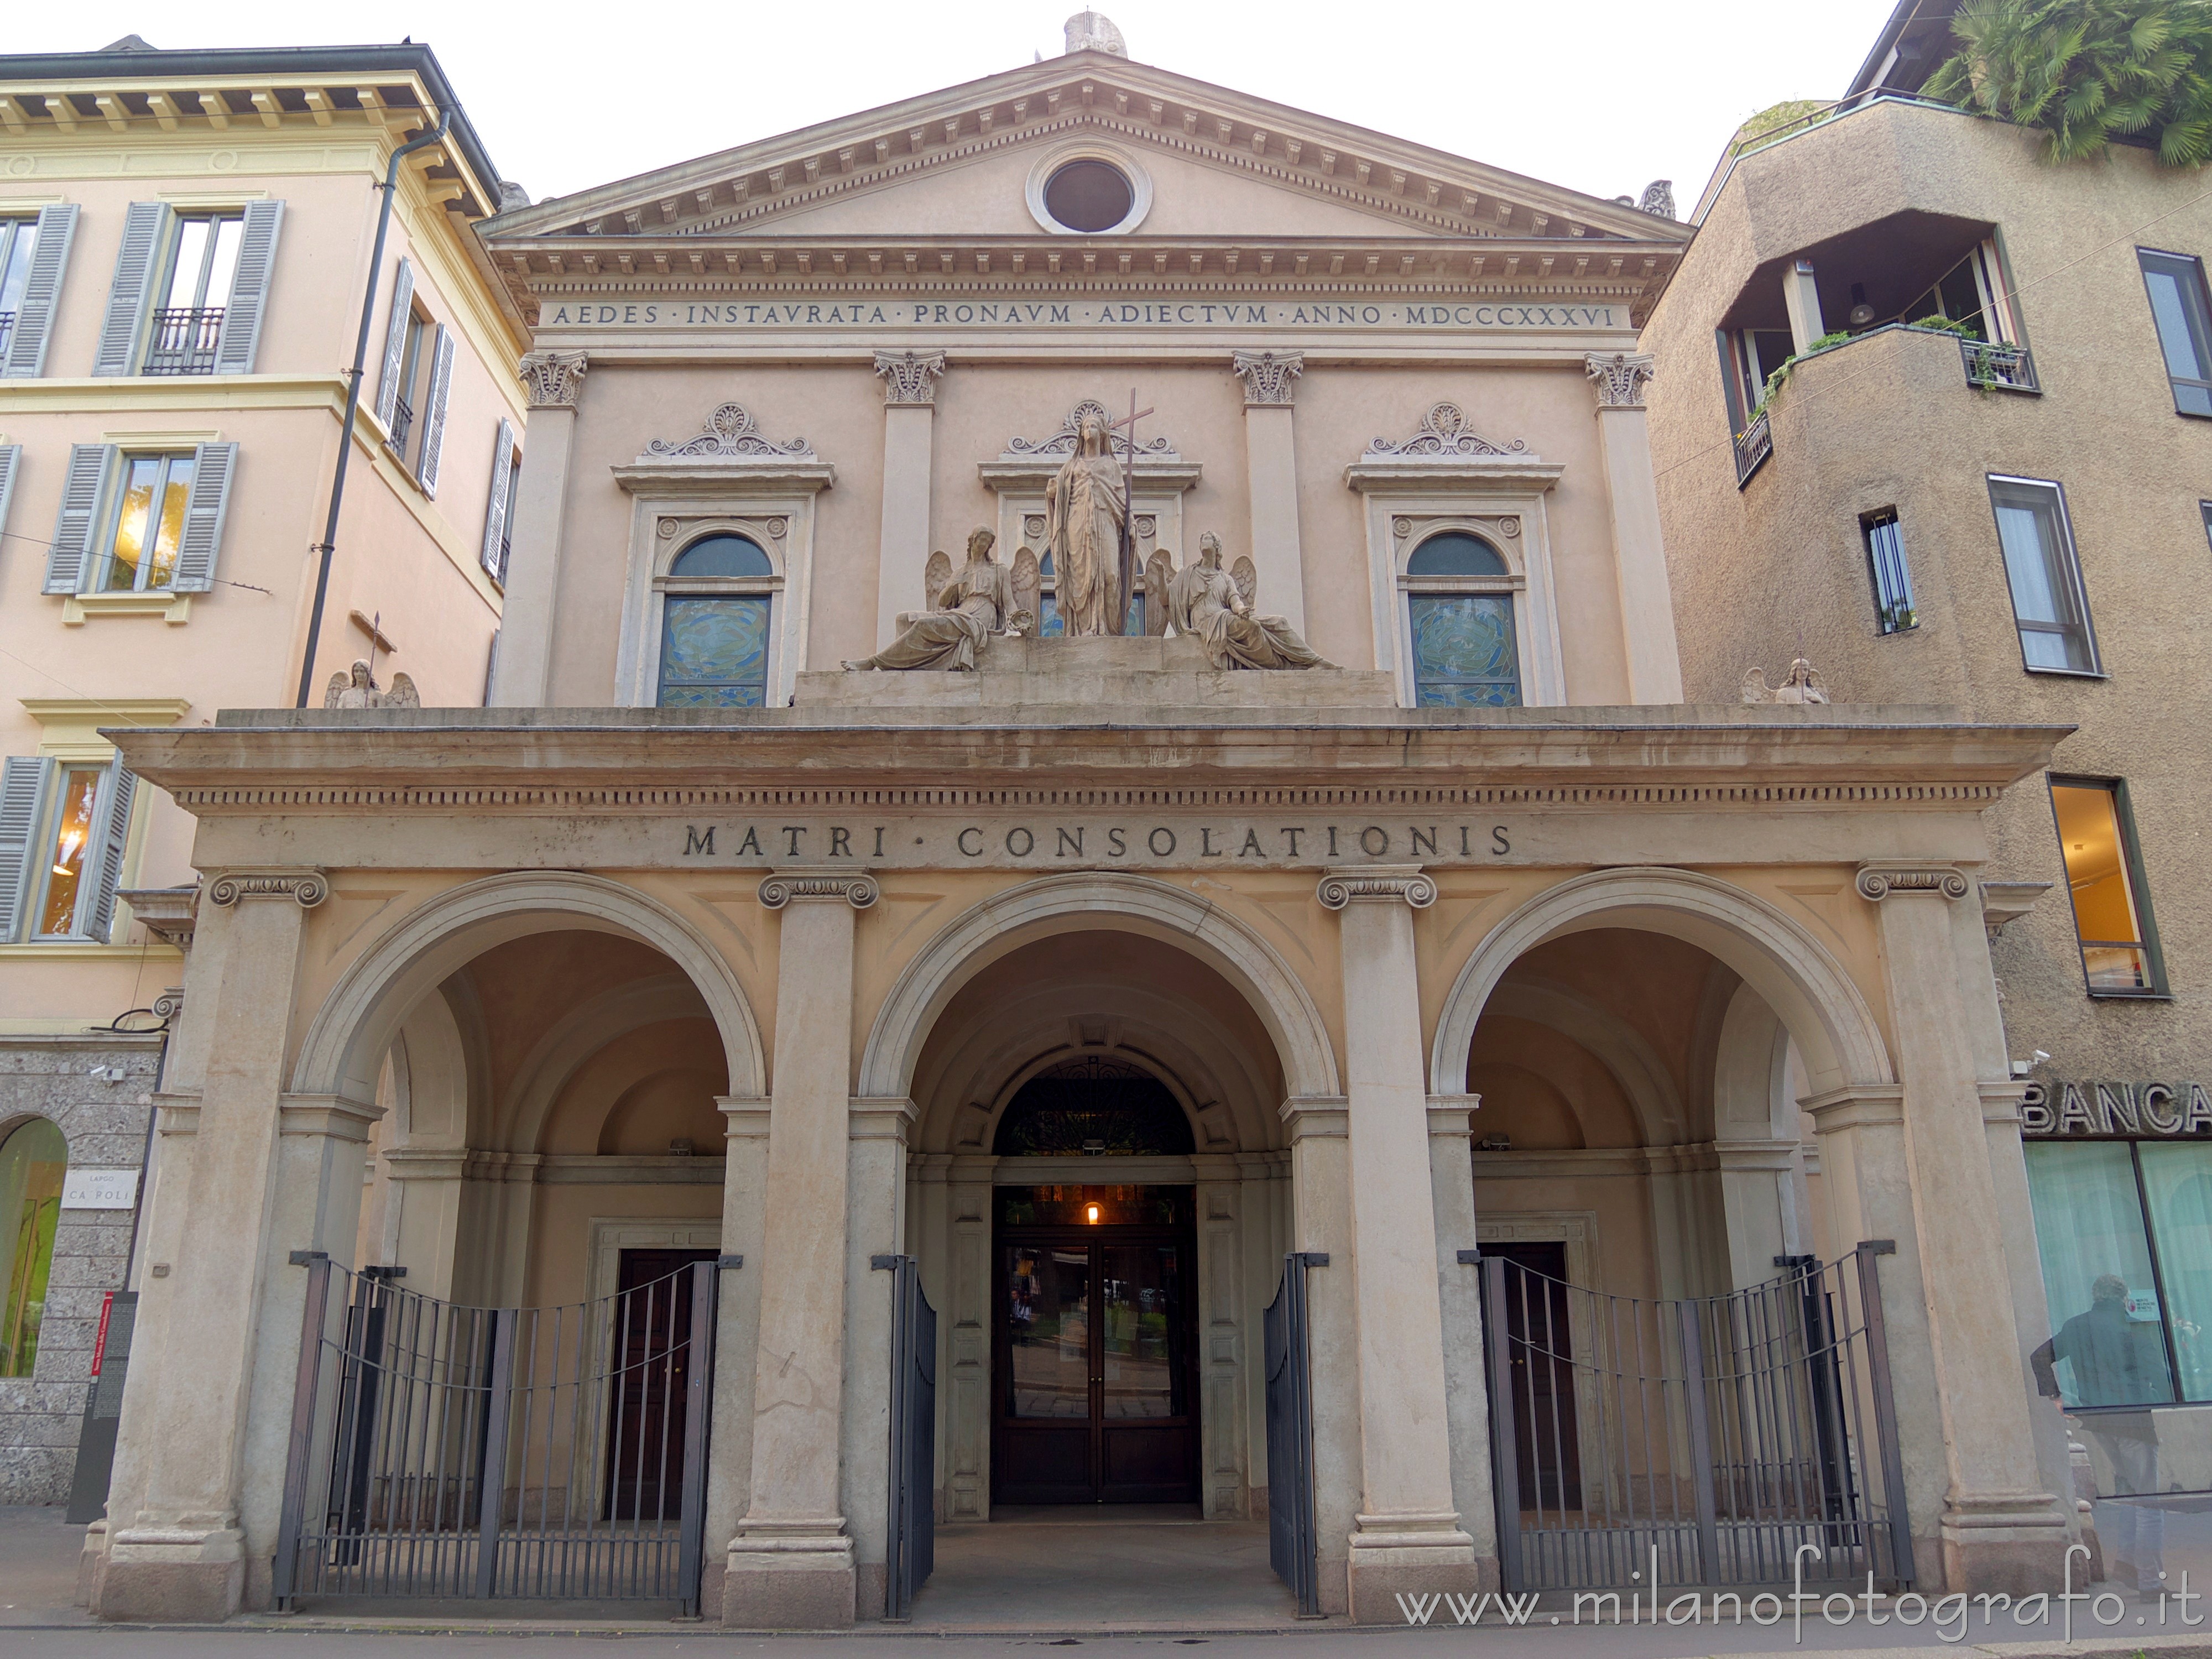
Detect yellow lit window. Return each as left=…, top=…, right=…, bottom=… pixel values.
left=0, top=1118, right=68, bottom=1379
left=105, top=453, right=194, bottom=593
left=34, top=765, right=102, bottom=938
left=2052, top=779, right=2159, bottom=994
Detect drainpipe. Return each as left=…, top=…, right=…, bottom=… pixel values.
left=296, top=108, right=453, bottom=708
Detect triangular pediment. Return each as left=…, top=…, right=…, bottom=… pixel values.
left=489, top=51, right=1681, bottom=251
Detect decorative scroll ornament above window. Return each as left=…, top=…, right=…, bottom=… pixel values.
left=1004, top=398, right=1180, bottom=461
left=1365, top=403, right=1532, bottom=459
left=646, top=401, right=815, bottom=461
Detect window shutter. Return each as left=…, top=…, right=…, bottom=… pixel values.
left=2, top=203, right=80, bottom=378
left=211, top=199, right=284, bottom=375
left=84, top=764, right=137, bottom=943
left=0, top=446, right=18, bottom=541
left=416, top=325, right=455, bottom=495
left=0, top=755, right=47, bottom=944
left=480, top=419, right=515, bottom=580
left=45, top=444, right=116, bottom=594
left=93, top=201, right=171, bottom=377
left=373, top=257, right=414, bottom=426
left=170, top=441, right=237, bottom=593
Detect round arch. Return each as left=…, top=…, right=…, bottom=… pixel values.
left=858, top=872, right=1341, bottom=1103
left=1430, top=868, right=1893, bottom=1099
left=290, top=872, right=767, bottom=1107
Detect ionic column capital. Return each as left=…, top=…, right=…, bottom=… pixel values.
left=519, top=348, right=588, bottom=409
left=207, top=869, right=327, bottom=909
left=1855, top=864, right=1971, bottom=902
left=873, top=348, right=946, bottom=406
left=758, top=870, right=879, bottom=910
left=1317, top=864, right=1435, bottom=910
left=1584, top=350, right=1655, bottom=409
left=1232, top=347, right=1303, bottom=406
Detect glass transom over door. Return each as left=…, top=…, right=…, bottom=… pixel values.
left=994, top=1226, right=1197, bottom=1504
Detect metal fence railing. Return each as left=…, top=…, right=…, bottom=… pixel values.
left=143, top=306, right=223, bottom=375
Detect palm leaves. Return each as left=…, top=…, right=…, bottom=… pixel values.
left=1924, top=0, right=2212, bottom=165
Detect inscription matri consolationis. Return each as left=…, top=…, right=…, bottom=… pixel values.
left=676, top=818, right=1514, bottom=868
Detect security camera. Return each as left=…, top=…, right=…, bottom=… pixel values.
left=2033, top=1050, right=2051, bottom=1066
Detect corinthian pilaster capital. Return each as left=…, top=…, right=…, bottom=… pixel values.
left=1855, top=865, right=1971, bottom=902
left=1584, top=351, right=1655, bottom=409
left=1317, top=864, right=1436, bottom=910
left=873, top=348, right=947, bottom=407
left=758, top=871, right=880, bottom=910
left=519, top=349, right=588, bottom=409
left=207, top=869, right=327, bottom=909
left=1232, top=348, right=1303, bottom=407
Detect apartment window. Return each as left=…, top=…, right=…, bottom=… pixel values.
left=143, top=213, right=242, bottom=375
left=92, top=200, right=280, bottom=378
left=1401, top=531, right=1521, bottom=707
left=43, top=442, right=236, bottom=599
left=391, top=309, right=432, bottom=459
left=656, top=534, right=775, bottom=707
left=0, top=218, right=38, bottom=363
left=0, top=1118, right=67, bottom=1379
left=0, top=755, right=136, bottom=944
left=2138, top=249, right=2212, bottom=416
left=2202, top=500, right=2212, bottom=556
left=1988, top=477, right=2100, bottom=674
left=480, top=419, right=521, bottom=585
left=101, top=453, right=194, bottom=593
left=1861, top=509, right=1917, bottom=633
left=373, top=258, right=454, bottom=493
left=2052, top=778, right=2163, bottom=996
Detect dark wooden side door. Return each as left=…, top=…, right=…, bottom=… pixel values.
left=604, top=1248, right=717, bottom=1521
left=1490, top=1241, right=1583, bottom=1512
left=993, top=1227, right=1198, bottom=1504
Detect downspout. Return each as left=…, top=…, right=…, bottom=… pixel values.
left=296, top=108, right=453, bottom=708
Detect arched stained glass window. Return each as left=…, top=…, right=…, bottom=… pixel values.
left=657, top=534, right=774, bottom=708
left=0, top=1118, right=67, bottom=1379
left=1404, top=531, right=1521, bottom=707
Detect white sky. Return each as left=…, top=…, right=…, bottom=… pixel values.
left=13, top=1, right=1905, bottom=212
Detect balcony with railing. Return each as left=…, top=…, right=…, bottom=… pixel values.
left=1960, top=337, right=2038, bottom=392
left=0, top=311, right=14, bottom=360
left=143, top=306, right=224, bottom=375
left=1733, top=408, right=1772, bottom=488
left=388, top=395, right=415, bottom=457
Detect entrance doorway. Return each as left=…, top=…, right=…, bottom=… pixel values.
left=1487, top=1240, right=1583, bottom=1509
left=606, top=1248, right=718, bottom=1521
left=992, top=1185, right=1199, bottom=1504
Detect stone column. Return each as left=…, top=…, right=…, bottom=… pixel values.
left=490, top=350, right=587, bottom=707
left=1192, top=1152, right=1249, bottom=1520
left=872, top=350, right=946, bottom=651
left=724, top=872, right=877, bottom=1630
left=1584, top=353, right=1682, bottom=705
left=97, top=870, right=331, bottom=1623
left=1855, top=865, right=2069, bottom=1592
left=942, top=1152, right=996, bottom=1523
left=705, top=1096, right=771, bottom=1621
left=1316, top=867, right=1477, bottom=1621
left=1281, top=1096, right=1354, bottom=1614
left=843, top=1095, right=915, bottom=1620
left=1232, top=349, right=1307, bottom=633
left=1427, top=1095, right=1498, bottom=1586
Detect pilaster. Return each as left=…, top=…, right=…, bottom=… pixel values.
left=1315, top=868, right=1475, bottom=1621
left=844, top=1095, right=916, bottom=1620
left=1233, top=349, right=1307, bottom=632
left=1426, top=1095, right=1498, bottom=1587
left=1584, top=352, right=1681, bottom=704
left=873, top=349, right=946, bottom=650
left=491, top=349, right=587, bottom=707
left=704, top=1095, right=771, bottom=1620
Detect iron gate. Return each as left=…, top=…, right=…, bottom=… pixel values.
left=875, top=1252, right=937, bottom=1619
left=273, top=1256, right=718, bottom=1611
left=1263, top=1250, right=1326, bottom=1618
left=1478, top=1243, right=1911, bottom=1594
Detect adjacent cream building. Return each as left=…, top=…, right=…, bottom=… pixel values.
left=0, top=38, right=525, bottom=1504
left=1641, top=0, right=2212, bottom=1535
left=69, top=14, right=2106, bottom=1630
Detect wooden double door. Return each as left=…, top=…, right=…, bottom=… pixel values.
left=992, top=1220, right=1199, bottom=1504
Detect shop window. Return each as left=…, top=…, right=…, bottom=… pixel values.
left=2137, top=248, right=2212, bottom=416
left=0, top=1117, right=67, bottom=1379
left=2140, top=1144, right=2212, bottom=1402
left=1402, top=531, right=1521, bottom=707
left=1860, top=508, right=1917, bottom=633
left=1987, top=476, right=2100, bottom=674
left=655, top=534, right=775, bottom=707
left=2051, top=778, right=2163, bottom=995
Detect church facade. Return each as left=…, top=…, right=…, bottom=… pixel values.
left=86, top=20, right=2085, bottom=1627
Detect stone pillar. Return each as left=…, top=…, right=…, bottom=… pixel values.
left=1232, top=349, right=1307, bottom=633
left=1316, top=867, right=1477, bottom=1621
left=1855, top=865, right=2069, bottom=1592
left=1782, top=258, right=1826, bottom=353
left=724, top=872, right=877, bottom=1630
left=490, top=350, right=587, bottom=707
left=1193, top=1152, right=1249, bottom=1520
left=1427, top=1095, right=1498, bottom=1587
left=1714, top=1137, right=1804, bottom=1292
left=1281, top=1097, right=1353, bottom=1614
left=97, top=871, right=333, bottom=1623
left=872, top=350, right=946, bottom=650
left=942, top=1153, right=996, bottom=1523
left=843, top=1095, right=915, bottom=1619
left=704, top=1096, right=771, bottom=1621
left=377, top=1149, right=465, bottom=1297
left=1584, top=353, right=1682, bottom=705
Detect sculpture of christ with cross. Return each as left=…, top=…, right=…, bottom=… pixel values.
left=1043, top=390, right=1151, bottom=637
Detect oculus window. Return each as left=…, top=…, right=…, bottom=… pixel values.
left=2051, top=777, right=2163, bottom=995
left=2138, top=248, right=2212, bottom=416
left=1402, top=531, right=1521, bottom=707
left=0, top=1118, right=66, bottom=1379
left=1988, top=477, right=2099, bottom=674
left=1043, top=160, right=1134, bottom=233
left=656, top=534, right=775, bottom=708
